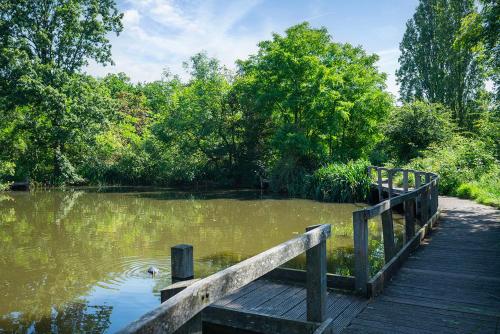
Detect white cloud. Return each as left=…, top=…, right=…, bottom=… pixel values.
left=122, top=9, right=140, bottom=26
left=87, top=0, right=268, bottom=83
left=374, top=48, right=400, bottom=98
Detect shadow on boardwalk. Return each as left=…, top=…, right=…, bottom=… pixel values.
left=341, top=197, right=500, bottom=334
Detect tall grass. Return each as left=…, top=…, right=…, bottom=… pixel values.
left=307, top=160, right=370, bottom=202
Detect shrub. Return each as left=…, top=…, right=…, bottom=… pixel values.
left=384, top=101, right=455, bottom=162
left=456, top=171, right=500, bottom=208
left=407, top=136, right=498, bottom=195
left=308, top=160, right=370, bottom=202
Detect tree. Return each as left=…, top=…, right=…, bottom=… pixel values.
left=234, top=23, right=391, bottom=190
left=455, top=0, right=499, bottom=102
left=384, top=101, right=455, bottom=162
left=397, top=0, right=485, bottom=129
left=152, top=53, right=242, bottom=183
left=0, top=0, right=122, bottom=184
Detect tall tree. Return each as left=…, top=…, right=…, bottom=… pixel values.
left=0, top=0, right=122, bottom=184
left=234, top=23, right=391, bottom=189
left=455, top=0, right=499, bottom=102
left=397, top=0, right=485, bottom=128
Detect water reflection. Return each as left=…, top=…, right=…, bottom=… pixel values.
left=0, top=189, right=403, bottom=333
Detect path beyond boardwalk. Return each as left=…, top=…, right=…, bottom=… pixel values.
left=341, top=197, right=500, bottom=334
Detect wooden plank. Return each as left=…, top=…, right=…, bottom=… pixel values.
left=263, top=267, right=356, bottom=291
left=117, top=224, right=331, bottom=334
left=364, top=200, right=390, bottom=219
left=202, top=306, right=321, bottom=334
left=161, top=279, right=200, bottom=303
left=306, top=225, right=327, bottom=322
left=381, top=209, right=395, bottom=262
left=313, top=318, right=334, bottom=334
left=353, top=211, right=369, bottom=295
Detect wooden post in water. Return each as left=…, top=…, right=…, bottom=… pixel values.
left=306, top=225, right=327, bottom=323
left=381, top=209, right=395, bottom=262
left=171, top=244, right=194, bottom=283
left=165, top=244, right=201, bottom=334
left=353, top=210, right=369, bottom=295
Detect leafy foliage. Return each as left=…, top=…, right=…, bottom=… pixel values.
left=397, top=0, right=486, bottom=129
left=383, top=101, right=455, bottom=162
left=307, top=160, right=370, bottom=202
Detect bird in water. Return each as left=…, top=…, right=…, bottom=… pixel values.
left=147, top=266, right=160, bottom=277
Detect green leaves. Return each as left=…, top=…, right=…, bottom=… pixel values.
left=235, top=22, right=391, bottom=188
left=397, top=0, right=486, bottom=129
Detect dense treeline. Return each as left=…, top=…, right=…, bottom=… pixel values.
left=0, top=0, right=498, bottom=206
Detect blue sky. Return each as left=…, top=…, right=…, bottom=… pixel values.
left=86, top=0, right=419, bottom=97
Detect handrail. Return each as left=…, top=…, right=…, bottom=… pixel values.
left=118, top=224, right=331, bottom=333
left=353, top=166, right=439, bottom=295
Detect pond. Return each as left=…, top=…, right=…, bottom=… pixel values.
left=0, top=189, right=404, bottom=333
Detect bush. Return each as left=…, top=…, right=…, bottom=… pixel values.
left=307, top=160, right=370, bottom=202
left=407, top=136, right=498, bottom=196
left=456, top=171, right=500, bottom=208
left=384, top=101, right=455, bottom=162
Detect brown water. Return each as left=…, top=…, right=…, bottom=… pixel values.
left=0, top=189, right=403, bottom=333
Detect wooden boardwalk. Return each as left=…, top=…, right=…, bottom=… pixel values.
left=205, top=279, right=367, bottom=333
left=341, top=197, right=500, bottom=334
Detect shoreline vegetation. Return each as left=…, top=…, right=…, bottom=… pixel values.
left=1, top=1, right=498, bottom=208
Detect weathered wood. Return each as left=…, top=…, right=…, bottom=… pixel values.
left=420, top=187, right=429, bottom=225
left=313, top=318, right=334, bottom=334
left=171, top=244, right=194, bottom=282
left=402, top=170, right=409, bottom=192
left=161, top=279, right=200, bottom=303
left=353, top=210, right=369, bottom=295
left=367, top=210, right=439, bottom=297
left=118, top=224, right=331, bottom=334
left=381, top=209, right=395, bottom=263
left=377, top=168, right=383, bottom=202
left=404, top=199, right=416, bottom=241
left=263, top=267, right=356, bottom=291
left=306, top=225, right=327, bottom=322
left=364, top=200, right=391, bottom=219
left=387, top=170, right=393, bottom=199
left=202, top=306, right=321, bottom=334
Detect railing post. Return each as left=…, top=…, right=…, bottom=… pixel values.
left=433, top=178, right=439, bottom=214
left=377, top=168, right=383, bottom=202
left=171, top=244, right=194, bottom=283
left=387, top=169, right=393, bottom=199
left=353, top=210, right=369, bottom=295
left=403, top=170, right=409, bottom=192
left=306, top=225, right=327, bottom=323
left=381, top=209, right=395, bottom=262
left=404, top=198, right=416, bottom=241
left=420, top=186, right=429, bottom=226
left=415, top=171, right=421, bottom=217
left=425, top=173, right=432, bottom=218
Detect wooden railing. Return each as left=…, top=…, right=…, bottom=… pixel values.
left=353, top=166, right=439, bottom=296
left=117, top=224, right=332, bottom=334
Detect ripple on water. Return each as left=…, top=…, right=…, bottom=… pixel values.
left=92, top=256, right=171, bottom=289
